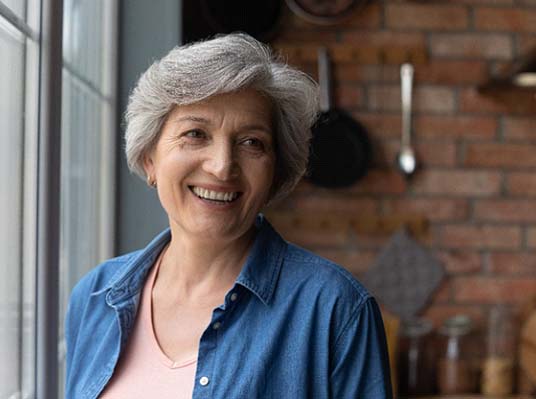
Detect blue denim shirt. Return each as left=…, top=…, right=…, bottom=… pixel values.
left=65, top=215, right=392, bottom=398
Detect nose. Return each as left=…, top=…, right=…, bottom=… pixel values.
left=202, top=140, right=239, bottom=181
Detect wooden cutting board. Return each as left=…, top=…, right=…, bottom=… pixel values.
left=520, top=309, right=536, bottom=384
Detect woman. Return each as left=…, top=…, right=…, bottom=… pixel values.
left=65, top=33, right=391, bottom=399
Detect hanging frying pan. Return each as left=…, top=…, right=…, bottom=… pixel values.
left=285, top=0, right=367, bottom=25
left=307, top=48, right=371, bottom=188
left=198, top=0, right=283, bottom=42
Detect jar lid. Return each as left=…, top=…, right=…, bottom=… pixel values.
left=439, top=314, right=473, bottom=336
left=400, top=318, right=433, bottom=337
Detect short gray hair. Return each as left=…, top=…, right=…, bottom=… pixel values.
left=125, top=33, right=319, bottom=202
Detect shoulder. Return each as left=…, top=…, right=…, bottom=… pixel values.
left=69, top=250, right=142, bottom=302
left=280, top=242, right=371, bottom=308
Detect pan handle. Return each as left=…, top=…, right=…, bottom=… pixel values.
left=400, top=63, right=414, bottom=149
left=318, top=47, right=332, bottom=112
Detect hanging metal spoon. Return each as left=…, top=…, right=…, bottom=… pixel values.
left=396, top=63, right=418, bottom=179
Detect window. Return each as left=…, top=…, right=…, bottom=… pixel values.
left=0, top=0, right=117, bottom=397
left=0, top=1, right=40, bottom=398
left=58, top=0, right=117, bottom=392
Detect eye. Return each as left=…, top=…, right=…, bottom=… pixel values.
left=241, top=137, right=265, bottom=149
left=184, top=129, right=206, bottom=139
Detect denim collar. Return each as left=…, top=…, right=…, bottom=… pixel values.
left=94, top=214, right=287, bottom=307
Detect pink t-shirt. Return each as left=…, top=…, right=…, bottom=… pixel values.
left=100, top=249, right=197, bottom=399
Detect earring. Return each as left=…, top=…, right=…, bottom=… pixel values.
left=147, top=176, right=157, bottom=188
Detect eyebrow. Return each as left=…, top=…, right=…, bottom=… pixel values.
left=172, top=115, right=210, bottom=124
left=171, top=116, right=272, bottom=135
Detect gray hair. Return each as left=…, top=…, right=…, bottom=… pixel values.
left=125, top=33, right=319, bottom=202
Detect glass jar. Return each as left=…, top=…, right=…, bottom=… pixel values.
left=397, top=318, right=436, bottom=397
left=437, top=315, right=476, bottom=395
left=481, top=306, right=516, bottom=395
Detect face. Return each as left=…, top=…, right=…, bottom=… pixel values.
left=144, top=89, right=276, bottom=243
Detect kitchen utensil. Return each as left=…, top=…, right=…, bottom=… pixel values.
left=396, top=63, right=418, bottom=179
left=363, top=228, right=445, bottom=320
left=285, top=0, right=366, bottom=25
left=307, top=48, right=371, bottom=188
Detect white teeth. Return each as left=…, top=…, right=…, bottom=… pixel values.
left=192, top=186, right=238, bottom=202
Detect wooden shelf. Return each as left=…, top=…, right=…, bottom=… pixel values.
left=272, top=43, right=428, bottom=65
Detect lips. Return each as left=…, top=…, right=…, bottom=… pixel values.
left=190, top=186, right=241, bottom=203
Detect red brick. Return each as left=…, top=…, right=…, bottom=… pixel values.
left=415, top=60, right=488, bottom=85
left=518, top=34, right=536, bottom=55
left=434, top=280, right=453, bottom=303
left=355, top=232, right=403, bottom=250
left=461, top=88, right=536, bottom=115
left=355, top=112, right=401, bottom=139
left=506, top=172, right=536, bottom=197
left=464, top=142, right=536, bottom=167
left=350, top=169, right=408, bottom=194
left=334, top=3, right=382, bottom=29
left=368, top=85, right=456, bottom=113
left=474, top=200, right=536, bottom=222
left=459, top=87, right=514, bottom=114
left=377, top=140, right=457, bottom=168
left=385, top=198, right=470, bottom=222
left=412, top=170, right=502, bottom=196
left=334, top=84, right=364, bottom=110
left=342, top=31, right=426, bottom=48
left=454, top=276, right=536, bottom=303
left=274, top=223, right=349, bottom=248
left=488, top=252, right=536, bottom=275
left=436, top=251, right=483, bottom=274
left=334, top=64, right=399, bottom=84
left=414, top=115, right=498, bottom=140
left=291, top=195, right=379, bottom=214
left=503, top=117, right=536, bottom=141
left=429, top=34, right=513, bottom=59
left=528, top=227, right=536, bottom=249
left=422, top=305, right=485, bottom=329
left=475, top=7, right=536, bottom=33
left=386, top=4, right=469, bottom=30
left=315, top=249, right=377, bottom=276
left=273, top=30, right=338, bottom=44
left=440, top=225, right=521, bottom=249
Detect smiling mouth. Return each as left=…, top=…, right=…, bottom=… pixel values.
left=189, top=186, right=242, bottom=203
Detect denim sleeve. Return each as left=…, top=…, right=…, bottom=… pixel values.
left=330, top=297, right=393, bottom=399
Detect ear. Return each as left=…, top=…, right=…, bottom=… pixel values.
left=142, top=152, right=155, bottom=179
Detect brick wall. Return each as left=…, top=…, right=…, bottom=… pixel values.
left=270, top=0, right=536, bottom=329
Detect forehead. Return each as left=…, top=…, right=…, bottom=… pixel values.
left=168, top=89, right=273, bottom=125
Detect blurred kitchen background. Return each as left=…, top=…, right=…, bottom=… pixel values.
left=2, top=0, right=536, bottom=398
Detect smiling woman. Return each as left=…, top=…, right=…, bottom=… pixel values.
left=145, top=90, right=275, bottom=245
left=64, top=33, right=392, bottom=399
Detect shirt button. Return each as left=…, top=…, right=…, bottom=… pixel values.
left=230, top=293, right=238, bottom=301
left=199, top=376, right=210, bottom=386
left=212, top=322, right=221, bottom=330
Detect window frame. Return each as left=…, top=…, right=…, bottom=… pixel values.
left=0, top=0, right=118, bottom=397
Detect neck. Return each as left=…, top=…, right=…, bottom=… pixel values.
left=155, top=223, right=256, bottom=303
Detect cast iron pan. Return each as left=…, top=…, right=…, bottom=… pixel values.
left=286, top=0, right=367, bottom=25
left=307, top=48, right=371, bottom=188
left=199, top=0, right=283, bottom=42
